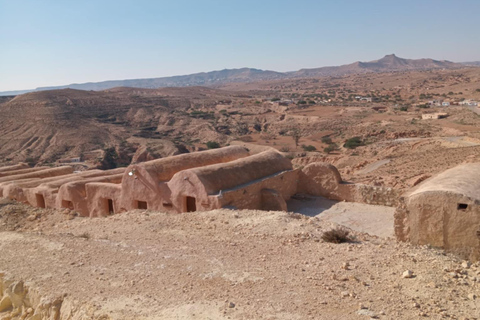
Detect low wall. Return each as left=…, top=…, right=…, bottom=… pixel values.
left=353, top=184, right=400, bottom=207
left=219, top=170, right=298, bottom=210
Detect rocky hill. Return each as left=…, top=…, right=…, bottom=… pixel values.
left=1, top=55, right=468, bottom=95
left=0, top=87, right=246, bottom=165
left=292, top=54, right=462, bottom=77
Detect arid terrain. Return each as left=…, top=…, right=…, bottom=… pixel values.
left=1, top=199, right=479, bottom=320
left=2, top=62, right=480, bottom=319
left=1, top=65, right=480, bottom=192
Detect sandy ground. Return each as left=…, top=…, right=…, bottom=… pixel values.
left=1, top=200, right=479, bottom=319
left=287, top=196, right=395, bottom=238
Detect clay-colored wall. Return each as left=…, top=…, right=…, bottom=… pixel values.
left=298, top=163, right=355, bottom=201
left=85, top=183, right=122, bottom=217
left=395, top=192, right=480, bottom=261
left=168, top=154, right=296, bottom=213
left=19, top=169, right=124, bottom=208
left=118, top=146, right=249, bottom=212
left=218, top=170, right=298, bottom=211
left=55, top=174, right=123, bottom=216
left=298, top=162, right=399, bottom=207
left=0, top=163, right=29, bottom=173
left=0, top=167, right=73, bottom=184
left=3, top=174, right=82, bottom=202
left=0, top=167, right=49, bottom=178
left=178, top=151, right=292, bottom=195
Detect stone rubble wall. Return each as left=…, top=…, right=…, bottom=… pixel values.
left=0, top=273, right=108, bottom=320
left=353, top=184, right=400, bottom=207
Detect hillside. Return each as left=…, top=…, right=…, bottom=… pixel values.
left=0, top=87, right=248, bottom=165
left=0, top=55, right=469, bottom=95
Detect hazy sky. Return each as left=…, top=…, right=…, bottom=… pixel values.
left=1, top=0, right=479, bottom=91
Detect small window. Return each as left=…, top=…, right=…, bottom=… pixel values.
left=136, top=201, right=148, bottom=210
left=457, top=203, right=468, bottom=211
left=163, top=202, right=173, bottom=208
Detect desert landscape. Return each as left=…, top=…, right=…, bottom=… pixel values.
left=1, top=52, right=480, bottom=319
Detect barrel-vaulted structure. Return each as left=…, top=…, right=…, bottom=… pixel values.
left=395, top=163, right=480, bottom=260
left=0, top=145, right=382, bottom=218
left=112, top=145, right=250, bottom=215
left=168, top=150, right=295, bottom=212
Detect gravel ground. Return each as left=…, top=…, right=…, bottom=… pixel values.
left=0, top=200, right=479, bottom=319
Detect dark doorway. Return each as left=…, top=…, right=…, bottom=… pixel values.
left=136, top=200, right=148, bottom=210
left=61, top=200, right=74, bottom=210
left=186, top=196, right=196, bottom=212
left=36, top=194, right=46, bottom=208
left=107, top=199, right=114, bottom=214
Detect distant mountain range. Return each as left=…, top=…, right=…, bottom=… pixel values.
left=461, top=61, right=480, bottom=67
left=1, top=54, right=474, bottom=96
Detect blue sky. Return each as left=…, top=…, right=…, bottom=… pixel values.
left=1, top=0, right=479, bottom=91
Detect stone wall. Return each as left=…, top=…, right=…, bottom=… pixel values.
left=218, top=170, right=298, bottom=210
left=353, top=184, right=400, bottom=207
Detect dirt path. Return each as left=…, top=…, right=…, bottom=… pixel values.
left=356, top=159, right=391, bottom=175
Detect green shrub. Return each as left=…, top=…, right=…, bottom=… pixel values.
left=324, top=145, right=335, bottom=154
left=321, top=136, right=333, bottom=144
left=301, top=145, right=317, bottom=152
left=344, top=137, right=364, bottom=149
left=206, top=141, right=220, bottom=149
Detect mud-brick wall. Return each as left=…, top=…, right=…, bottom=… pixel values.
left=219, top=170, right=299, bottom=210
left=353, top=184, right=400, bottom=207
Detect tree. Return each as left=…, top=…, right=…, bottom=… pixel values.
left=99, top=147, right=119, bottom=170
left=290, top=129, right=302, bottom=147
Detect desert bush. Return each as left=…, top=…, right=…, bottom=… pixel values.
left=321, top=227, right=351, bottom=243
left=301, top=144, right=317, bottom=152
left=324, top=145, right=335, bottom=154
left=344, top=137, right=364, bottom=149
left=206, top=141, right=220, bottom=149
left=321, top=136, right=333, bottom=144
left=280, top=146, right=290, bottom=152
left=25, top=156, right=39, bottom=167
